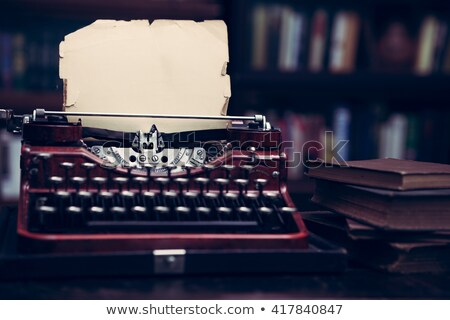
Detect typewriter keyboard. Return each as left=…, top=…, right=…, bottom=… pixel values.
left=27, top=181, right=298, bottom=235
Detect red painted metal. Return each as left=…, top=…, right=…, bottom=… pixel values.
left=17, top=122, right=308, bottom=253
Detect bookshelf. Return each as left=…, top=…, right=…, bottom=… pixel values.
left=0, top=90, right=61, bottom=113
left=224, top=0, right=450, bottom=193
left=2, top=0, right=223, bottom=20
left=232, top=72, right=450, bottom=102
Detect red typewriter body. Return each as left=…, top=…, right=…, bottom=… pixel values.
left=9, top=109, right=308, bottom=254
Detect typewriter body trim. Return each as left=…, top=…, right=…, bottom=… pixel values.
left=4, top=109, right=308, bottom=254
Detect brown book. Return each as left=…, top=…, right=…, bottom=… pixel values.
left=311, top=180, right=450, bottom=231
left=307, top=158, right=450, bottom=190
left=302, top=211, right=450, bottom=273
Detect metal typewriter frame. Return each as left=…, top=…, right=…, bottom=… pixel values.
left=2, top=108, right=309, bottom=254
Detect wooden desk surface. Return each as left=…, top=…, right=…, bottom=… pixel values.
left=0, top=268, right=449, bottom=299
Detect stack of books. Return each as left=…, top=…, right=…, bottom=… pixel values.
left=305, top=158, right=450, bottom=273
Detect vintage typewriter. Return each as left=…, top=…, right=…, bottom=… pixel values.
left=0, top=108, right=346, bottom=276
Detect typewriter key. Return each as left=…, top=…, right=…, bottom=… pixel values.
left=224, top=192, right=238, bottom=200
left=77, top=191, right=93, bottom=209
left=258, top=207, right=273, bottom=215
left=98, top=191, right=114, bottom=210
left=238, top=206, right=252, bottom=217
left=196, top=206, right=211, bottom=216
left=36, top=153, right=52, bottom=186
left=131, top=206, right=147, bottom=220
left=113, top=177, right=128, bottom=192
left=121, top=191, right=136, bottom=208
left=70, top=176, right=86, bottom=192
left=194, top=177, right=209, bottom=194
left=254, top=178, right=268, bottom=197
left=49, top=176, right=64, bottom=192
left=111, top=206, right=127, bottom=220
left=143, top=191, right=157, bottom=207
left=217, top=207, right=232, bottom=218
left=37, top=205, right=57, bottom=229
left=176, top=206, right=191, bottom=220
left=244, top=192, right=258, bottom=201
left=204, top=192, right=219, bottom=209
left=184, top=191, right=199, bottom=199
left=263, top=192, right=280, bottom=207
left=222, top=164, right=235, bottom=179
left=162, top=191, right=178, bottom=207
left=60, top=162, right=75, bottom=190
left=89, top=206, right=105, bottom=221
left=264, top=192, right=279, bottom=200
left=234, top=178, right=249, bottom=195
left=174, top=177, right=189, bottom=194
left=67, top=206, right=83, bottom=228
left=184, top=191, right=199, bottom=207
left=154, top=206, right=170, bottom=220
left=163, top=191, right=177, bottom=198
left=204, top=192, right=218, bottom=200
left=155, top=177, right=170, bottom=193
left=80, top=162, right=97, bottom=190
left=224, top=192, right=239, bottom=207
left=55, top=191, right=71, bottom=222
left=133, top=176, right=148, bottom=193
left=92, top=177, right=107, bottom=193
left=214, top=178, right=229, bottom=196
left=281, top=207, right=297, bottom=214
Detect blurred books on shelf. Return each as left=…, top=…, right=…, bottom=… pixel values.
left=252, top=106, right=450, bottom=185
left=248, top=3, right=450, bottom=75
left=0, top=28, right=66, bottom=92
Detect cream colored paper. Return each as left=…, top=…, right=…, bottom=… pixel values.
left=59, top=19, right=231, bottom=133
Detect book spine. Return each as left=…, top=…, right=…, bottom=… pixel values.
left=278, top=7, right=306, bottom=72
left=415, top=15, right=439, bottom=75
left=251, top=4, right=269, bottom=71
left=332, top=106, right=351, bottom=161
left=308, top=9, right=328, bottom=72
left=329, top=12, right=348, bottom=73
left=278, top=6, right=294, bottom=72
left=433, top=20, right=447, bottom=72
left=285, top=112, right=306, bottom=180
left=329, top=11, right=360, bottom=73
left=405, top=114, right=419, bottom=160
left=1, top=33, right=13, bottom=89
left=266, top=5, right=282, bottom=71
left=379, top=114, right=408, bottom=159
left=343, top=13, right=360, bottom=72
left=12, top=33, right=26, bottom=90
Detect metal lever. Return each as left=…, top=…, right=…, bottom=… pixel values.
left=0, top=109, right=28, bottom=133
left=33, top=109, right=270, bottom=130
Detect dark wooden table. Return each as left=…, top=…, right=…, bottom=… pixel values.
left=1, top=200, right=450, bottom=300
left=1, top=267, right=450, bottom=299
